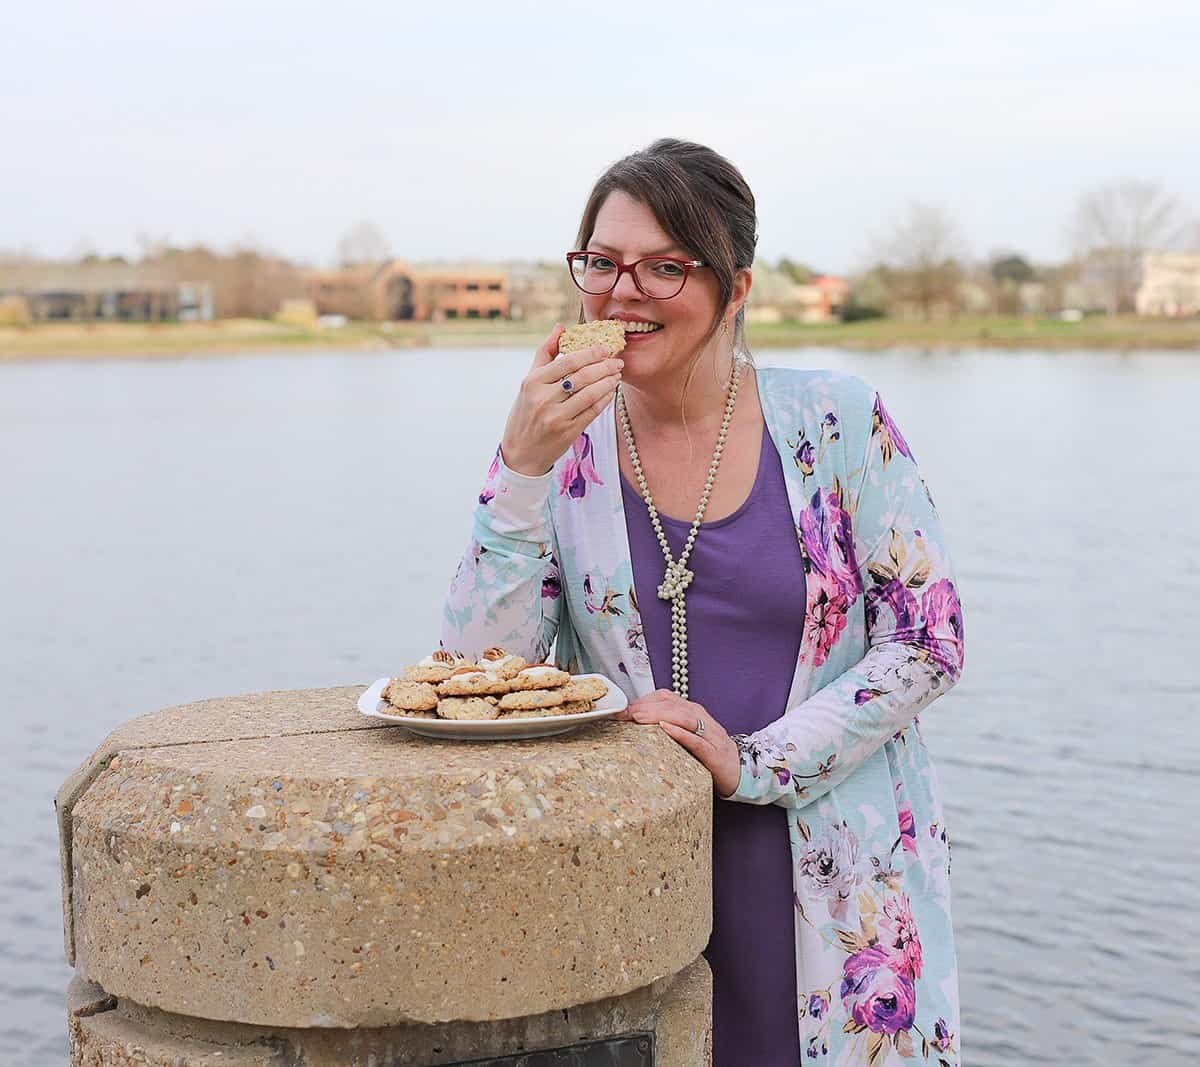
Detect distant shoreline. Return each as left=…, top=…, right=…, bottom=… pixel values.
left=2, top=315, right=1198, bottom=361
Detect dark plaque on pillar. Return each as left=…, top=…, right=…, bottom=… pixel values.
left=455, top=1032, right=654, bottom=1065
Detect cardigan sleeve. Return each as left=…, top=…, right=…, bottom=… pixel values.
left=726, top=386, right=965, bottom=809
left=439, top=446, right=563, bottom=663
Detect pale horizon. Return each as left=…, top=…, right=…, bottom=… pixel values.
left=4, top=0, right=1198, bottom=275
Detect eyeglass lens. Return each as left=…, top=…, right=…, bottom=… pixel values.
left=570, top=255, right=688, bottom=298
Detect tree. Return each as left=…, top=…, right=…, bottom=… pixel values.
left=990, top=254, right=1036, bottom=286
left=1068, top=180, right=1190, bottom=313
left=989, top=253, right=1037, bottom=315
left=876, top=202, right=967, bottom=319
left=337, top=221, right=390, bottom=267
left=777, top=257, right=814, bottom=284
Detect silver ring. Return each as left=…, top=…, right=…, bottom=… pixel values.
left=694, top=717, right=706, bottom=737
left=561, top=378, right=574, bottom=395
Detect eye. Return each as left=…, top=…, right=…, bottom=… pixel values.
left=652, top=260, right=684, bottom=276
left=589, top=256, right=616, bottom=271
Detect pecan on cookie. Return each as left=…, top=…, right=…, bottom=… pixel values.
left=403, top=650, right=458, bottom=684
left=477, top=647, right=528, bottom=679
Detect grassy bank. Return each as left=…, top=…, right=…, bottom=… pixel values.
left=2, top=314, right=1198, bottom=361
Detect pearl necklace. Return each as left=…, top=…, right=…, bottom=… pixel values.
left=617, top=360, right=742, bottom=699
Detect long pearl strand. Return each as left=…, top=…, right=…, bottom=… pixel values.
left=617, top=360, right=742, bottom=699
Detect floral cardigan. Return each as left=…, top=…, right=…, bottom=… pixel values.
left=442, top=367, right=965, bottom=1066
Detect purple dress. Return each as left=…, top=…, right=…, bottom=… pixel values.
left=621, top=424, right=807, bottom=1066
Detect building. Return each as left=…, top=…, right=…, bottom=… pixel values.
left=306, top=261, right=509, bottom=321
left=506, top=262, right=576, bottom=322
left=1136, top=253, right=1200, bottom=317
left=307, top=261, right=416, bottom=321
left=413, top=266, right=508, bottom=320
left=745, top=262, right=849, bottom=323
left=0, top=260, right=212, bottom=322
left=804, top=275, right=849, bottom=321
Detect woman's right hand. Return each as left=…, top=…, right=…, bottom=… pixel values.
left=499, top=325, right=625, bottom=477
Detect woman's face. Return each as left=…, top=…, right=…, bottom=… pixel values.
left=580, top=191, right=729, bottom=385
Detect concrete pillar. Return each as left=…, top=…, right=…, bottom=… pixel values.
left=58, top=686, right=714, bottom=1065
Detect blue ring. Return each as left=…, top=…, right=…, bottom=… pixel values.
left=561, top=378, right=574, bottom=393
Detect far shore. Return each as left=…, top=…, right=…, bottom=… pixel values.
left=1, top=315, right=1198, bottom=362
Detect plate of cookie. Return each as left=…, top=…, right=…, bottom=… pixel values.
left=358, top=647, right=628, bottom=740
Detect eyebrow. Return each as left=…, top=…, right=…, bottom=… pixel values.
left=588, top=240, right=685, bottom=258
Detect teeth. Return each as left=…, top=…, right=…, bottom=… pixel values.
left=622, top=322, right=662, bottom=333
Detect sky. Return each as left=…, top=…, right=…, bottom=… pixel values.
left=3, top=0, right=1198, bottom=274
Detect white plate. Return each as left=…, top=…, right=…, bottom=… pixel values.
left=357, top=673, right=628, bottom=741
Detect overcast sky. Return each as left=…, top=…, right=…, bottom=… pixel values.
left=4, top=0, right=1197, bottom=273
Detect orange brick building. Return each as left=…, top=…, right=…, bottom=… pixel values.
left=306, top=261, right=509, bottom=322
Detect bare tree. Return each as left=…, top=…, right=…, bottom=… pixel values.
left=337, top=221, right=390, bottom=267
left=876, top=202, right=967, bottom=319
left=1069, top=180, right=1189, bottom=313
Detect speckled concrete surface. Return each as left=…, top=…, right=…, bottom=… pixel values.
left=68, top=958, right=711, bottom=1065
left=63, top=686, right=713, bottom=1029
left=56, top=685, right=383, bottom=962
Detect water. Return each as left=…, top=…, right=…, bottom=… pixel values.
left=2, top=346, right=1197, bottom=1065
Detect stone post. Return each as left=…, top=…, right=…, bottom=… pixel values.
left=57, top=686, right=714, bottom=1065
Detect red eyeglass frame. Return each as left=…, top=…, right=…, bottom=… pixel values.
left=565, top=250, right=708, bottom=300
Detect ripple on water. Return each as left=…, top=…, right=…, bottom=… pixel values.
left=5, top=348, right=1199, bottom=1066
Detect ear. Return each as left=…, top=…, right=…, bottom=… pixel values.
left=727, top=266, right=752, bottom=323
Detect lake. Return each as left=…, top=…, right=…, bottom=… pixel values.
left=2, top=345, right=1197, bottom=1065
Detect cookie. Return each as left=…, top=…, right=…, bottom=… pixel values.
left=383, top=707, right=438, bottom=720
left=508, top=665, right=571, bottom=691
left=437, top=668, right=511, bottom=697
left=437, top=696, right=501, bottom=721
left=557, top=699, right=596, bottom=715
left=403, top=650, right=458, bottom=684
left=498, top=687, right=566, bottom=711
left=558, top=319, right=628, bottom=357
left=383, top=680, right=439, bottom=712
left=476, top=647, right=528, bottom=679
left=502, top=705, right=564, bottom=719
left=560, top=677, right=608, bottom=703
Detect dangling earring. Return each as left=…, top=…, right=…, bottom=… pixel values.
left=722, top=318, right=737, bottom=388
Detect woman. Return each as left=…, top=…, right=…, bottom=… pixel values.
left=442, top=139, right=964, bottom=1066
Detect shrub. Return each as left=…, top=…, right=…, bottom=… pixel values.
left=273, top=299, right=318, bottom=330
left=0, top=295, right=32, bottom=326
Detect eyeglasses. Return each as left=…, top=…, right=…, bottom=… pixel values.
left=566, top=251, right=708, bottom=300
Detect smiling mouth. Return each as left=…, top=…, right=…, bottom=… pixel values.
left=622, top=322, right=663, bottom=333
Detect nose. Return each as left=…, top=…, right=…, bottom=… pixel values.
left=612, top=267, right=644, bottom=301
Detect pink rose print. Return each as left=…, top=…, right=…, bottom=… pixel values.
left=559, top=432, right=603, bottom=499
left=840, top=945, right=916, bottom=1034
left=897, top=803, right=918, bottom=857
left=807, top=573, right=850, bottom=667
left=798, top=488, right=860, bottom=600
left=919, top=578, right=965, bottom=673
left=879, top=892, right=924, bottom=979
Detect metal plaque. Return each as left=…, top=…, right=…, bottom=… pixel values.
left=451, top=1031, right=654, bottom=1066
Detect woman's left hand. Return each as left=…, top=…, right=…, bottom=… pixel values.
left=616, top=690, right=742, bottom=799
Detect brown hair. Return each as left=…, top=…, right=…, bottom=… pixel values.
left=574, top=138, right=758, bottom=357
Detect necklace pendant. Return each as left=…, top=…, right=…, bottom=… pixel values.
left=657, top=561, right=694, bottom=601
